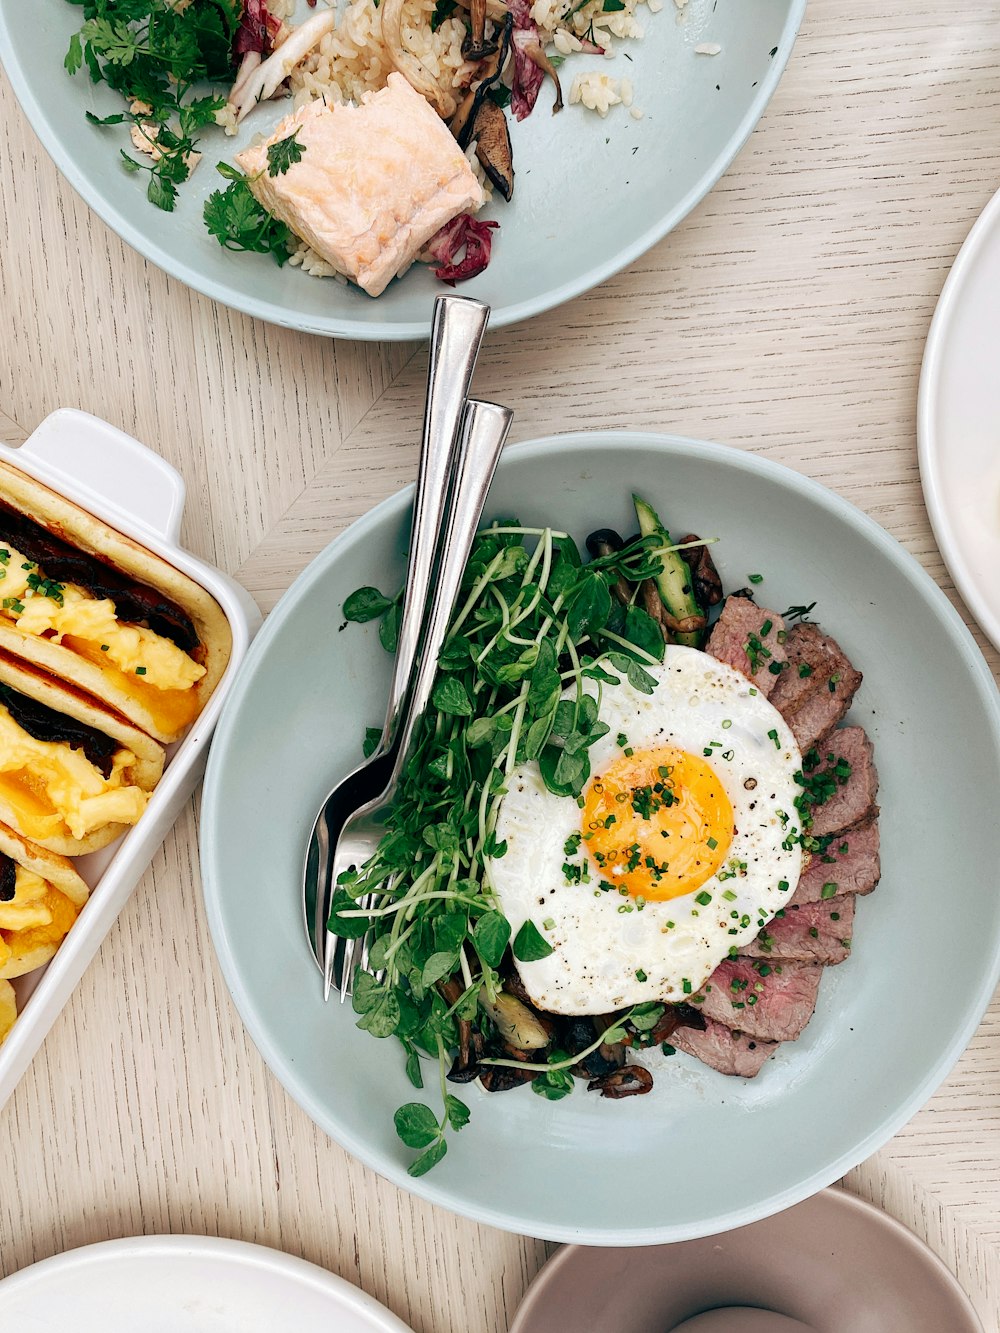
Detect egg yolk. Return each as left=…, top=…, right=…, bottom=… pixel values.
left=581, top=745, right=735, bottom=901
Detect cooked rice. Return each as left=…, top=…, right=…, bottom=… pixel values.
left=290, top=0, right=474, bottom=109
left=288, top=0, right=655, bottom=120
left=568, top=70, right=622, bottom=117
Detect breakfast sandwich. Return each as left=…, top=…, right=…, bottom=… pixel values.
left=0, top=821, right=89, bottom=981
left=0, top=650, right=164, bottom=856
left=0, top=459, right=231, bottom=743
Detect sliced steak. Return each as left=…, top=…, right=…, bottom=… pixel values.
left=706, top=598, right=788, bottom=697
left=798, top=727, right=878, bottom=837
left=671, top=1017, right=778, bottom=1078
left=744, top=895, right=855, bottom=966
left=693, top=958, right=823, bottom=1042
left=770, top=623, right=863, bottom=750
left=792, top=817, right=880, bottom=904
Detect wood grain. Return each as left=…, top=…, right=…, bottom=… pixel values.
left=2, top=1, right=1000, bottom=1329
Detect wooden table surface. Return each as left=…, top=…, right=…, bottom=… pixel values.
left=3, top=1, right=1000, bottom=1328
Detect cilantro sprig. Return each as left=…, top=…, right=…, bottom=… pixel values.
left=65, top=0, right=240, bottom=211
left=334, top=520, right=695, bottom=1173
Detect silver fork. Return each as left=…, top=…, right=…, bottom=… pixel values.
left=302, top=294, right=488, bottom=982
left=323, top=397, right=512, bottom=1000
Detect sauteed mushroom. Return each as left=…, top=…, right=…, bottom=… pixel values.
left=452, top=14, right=514, bottom=147
left=441, top=978, right=484, bottom=1082
left=587, top=1065, right=654, bottom=1098
left=462, top=0, right=498, bottom=61
left=470, top=100, right=514, bottom=200
left=679, top=533, right=723, bottom=609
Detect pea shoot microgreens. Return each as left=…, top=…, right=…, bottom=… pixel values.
left=331, top=521, right=702, bottom=1174
left=66, top=0, right=242, bottom=212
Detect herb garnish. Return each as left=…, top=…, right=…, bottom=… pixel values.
left=267, top=128, right=306, bottom=177
left=332, top=521, right=683, bottom=1173
left=66, top=0, right=240, bottom=211
left=203, top=164, right=293, bottom=263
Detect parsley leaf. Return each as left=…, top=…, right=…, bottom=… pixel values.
left=267, top=128, right=306, bottom=177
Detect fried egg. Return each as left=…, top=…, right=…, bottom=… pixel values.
left=488, top=645, right=804, bottom=1014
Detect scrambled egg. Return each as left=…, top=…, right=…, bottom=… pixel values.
left=0, top=541, right=205, bottom=692
left=0, top=706, right=149, bottom=842
left=0, top=867, right=78, bottom=980
left=0, top=978, right=15, bottom=1043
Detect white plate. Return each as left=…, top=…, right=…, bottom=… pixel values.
left=0, top=1235, right=414, bottom=1332
left=919, top=184, right=1000, bottom=653
left=0, top=0, right=804, bottom=339
left=0, top=410, right=260, bottom=1111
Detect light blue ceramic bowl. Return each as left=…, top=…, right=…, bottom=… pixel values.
left=0, top=1, right=804, bottom=339
left=201, top=433, right=1000, bottom=1243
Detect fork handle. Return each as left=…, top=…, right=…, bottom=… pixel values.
left=378, top=295, right=489, bottom=757
left=390, top=398, right=512, bottom=778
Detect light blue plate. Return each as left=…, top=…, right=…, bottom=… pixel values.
left=201, top=433, right=1000, bottom=1243
left=0, top=1, right=804, bottom=339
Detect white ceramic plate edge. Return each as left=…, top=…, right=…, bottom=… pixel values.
left=201, top=430, right=1000, bottom=1245
left=0, top=4, right=805, bottom=340
left=918, top=182, right=1000, bottom=653
left=0, top=1234, right=415, bottom=1331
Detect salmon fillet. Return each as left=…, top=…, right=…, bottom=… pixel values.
left=236, top=74, right=485, bottom=297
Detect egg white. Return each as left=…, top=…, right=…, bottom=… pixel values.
left=488, top=646, right=804, bottom=1014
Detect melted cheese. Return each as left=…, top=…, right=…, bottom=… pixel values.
left=0, top=868, right=78, bottom=974
left=0, top=705, right=149, bottom=841
left=0, top=541, right=205, bottom=692
left=0, top=867, right=50, bottom=932
left=64, top=637, right=201, bottom=735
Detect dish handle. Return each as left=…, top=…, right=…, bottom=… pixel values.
left=6, top=408, right=187, bottom=545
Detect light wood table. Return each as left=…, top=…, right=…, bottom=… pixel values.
left=2, top=1, right=1000, bottom=1328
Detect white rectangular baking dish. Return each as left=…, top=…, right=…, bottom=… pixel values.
left=0, top=408, right=260, bottom=1110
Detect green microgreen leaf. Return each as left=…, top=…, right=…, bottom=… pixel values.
left=432, top=676, right=473, bottom=717
left=472, top=912, right=511, bottom=968
left=343, top=587, right=393, bottom=622
left=512, top=920, right=555, bottom=962
left=394, top=1102, right=440, bottom=1149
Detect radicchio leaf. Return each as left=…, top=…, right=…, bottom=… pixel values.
left=428, top=215, right=499, bottom=284
left=508, top=0, right=545, bottom=120
left=234, top=0, right=283, bottom=57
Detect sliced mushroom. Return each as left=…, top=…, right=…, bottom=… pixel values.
left=462, top=0, right=498, bottom=61
left=382, top=0, right=457, bottom=117
left=639, top=577, right=672, bottom=639
left=471, top=99, right=514, bottom=200
left=441, top=977, right=484, bottom=1082
left=452, top=0, right=510, bottom=22
left=480, top=989, right=552, bottom=1050
left=587, top=1064, right=654, bottom=1098
left=479, top=1063, right=538, bottom=1092
left=678, top=533, right=723, bottom=609
left=519, top=38, right=563, bottom=113
left=451, top=13, right=514, bottom=148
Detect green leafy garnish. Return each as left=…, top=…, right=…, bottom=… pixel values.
left=267, top=128, right=306, bottom=177
left=335, top=520, right=695, bottom=1173
left=67, top=0, right=238, bottom=211
left=512, top=920, right=555, bottom=962
left=203, top=165, right=292, bottom=264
